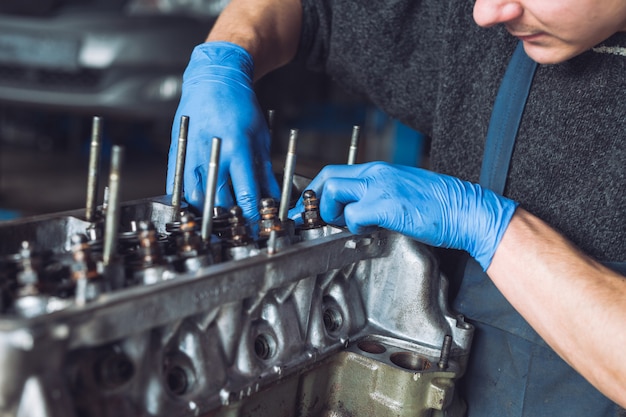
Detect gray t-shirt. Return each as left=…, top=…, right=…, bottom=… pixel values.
left=297, top=0, right=626, bottom=263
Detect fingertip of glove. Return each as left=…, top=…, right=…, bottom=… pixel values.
left=186, top=189, right=206, bottom=213
left=240, top=204, right=261, bottom=224
left=287, top=206, right=304, bottom=226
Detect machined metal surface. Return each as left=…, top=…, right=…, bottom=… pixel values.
left=200, top=137, right=221, bottom=242
left=348, top=125, right=360, bottom=165
left=0, top=114, right=473, bottom=417
left=279, top=129, right=298, bottom=222
left=85, top=116, right=102, bottom=223
left=0, top=194, right=472, bottom=417
left=171, top=115, right=189, bottom=219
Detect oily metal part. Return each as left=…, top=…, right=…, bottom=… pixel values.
left=0, top=116, right=473, bottom=417
left=0, top=215, right=472, bottom=417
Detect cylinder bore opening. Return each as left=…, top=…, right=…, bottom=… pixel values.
left=166, top=365, right=190, bottom=396
left=390, top=352, right=431, bottom=371
left=254, top=333, right=277, bottom=360
left=357, top=340, right=387, bottom=354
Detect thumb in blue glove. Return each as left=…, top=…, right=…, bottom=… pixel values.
left=289, top=162, right=518, bottom=270
left=166, top=41, right=281, bottom=222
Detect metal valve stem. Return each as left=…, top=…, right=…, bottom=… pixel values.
left=201, top=137, right=221, bottom=242
left=85, top=116, right=103, bottom=222
left=279, top=129, right=298, bottom=222
left=103, top=145, right=124, bottom=266
left=348, top=125, right=361, bottom=165
left=171, top=115, right=189, bottom=220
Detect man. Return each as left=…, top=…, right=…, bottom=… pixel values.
left=166, top=0, right=626, bottom=415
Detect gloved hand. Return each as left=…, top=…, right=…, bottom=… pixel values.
left=289, top=162, right=518, bottom=270
left=166, top=41, right=280, bottom=222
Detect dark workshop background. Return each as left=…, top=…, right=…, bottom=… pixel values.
left=0, top=0, right=425, bottom=219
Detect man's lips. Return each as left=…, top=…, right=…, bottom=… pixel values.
left=515, top=33, right=545, bottom=42
left=507, top=27, right=546, bottom=42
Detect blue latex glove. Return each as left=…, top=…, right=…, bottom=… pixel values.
left=289, top=162, right=518, bottom=270
left=166, top=41, right=280, bottom=222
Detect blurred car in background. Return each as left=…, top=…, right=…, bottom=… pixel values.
left=0, top=0, right=230, bottom=155
left=0, top=0, right=226, bottom=120
left=0, top=0, right=382, bottom=166
left=0, top=0, right=385, bottom=219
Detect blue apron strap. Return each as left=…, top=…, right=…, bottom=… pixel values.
left=456, top=43, right=622, bottom=416
left=452, top=40, right=536, bottom=295
left=479, top=41, right=537, bottom=192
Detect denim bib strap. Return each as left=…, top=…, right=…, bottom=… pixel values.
left=479, top=41, right=537, bottom=194
left=454, top=42, right=621, bottom=416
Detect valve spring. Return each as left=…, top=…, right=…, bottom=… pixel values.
left=259, top=198, right=282, bottom=238
left=177, top=213, right=203, bottom=256
left=301, top=190, right=325, bottom=229
left=137, top=221, right=164, bottom=267
left=228, top=206, right=251, bottom=246
left=70, top=234, right=99, bottom=281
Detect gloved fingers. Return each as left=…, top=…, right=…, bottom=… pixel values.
left=167, top=41, right=269, bottom=222
left=182, top=164, right=236, bottom=216
left=207, top=151, right=239, bottom=214
left=344, top=201, right=384, bottom=235
left=218, top=127, right=277, bottom=224
left=229, top=153, right=262, bottom=223
left=256, top=149, right=281, bottom=202
left=214, top=173, right=236, bottom=214
left=172, top=130, right=267, bottom=221
left=318, top=177, right=369, bottom=227
left=249, top=125, right=280, bottom=202
left=308, top=164, right=369, bottom=192
left=322, top=176, right=406, bottom=235
left=288, top=164, right=371, bottom=221
left=181, top=165, right=205, bottom=213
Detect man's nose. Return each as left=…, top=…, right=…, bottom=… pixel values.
left=473, top=0, right=523, bottom=27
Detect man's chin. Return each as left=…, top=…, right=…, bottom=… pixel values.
left=522, top=42, right=581, bottom=65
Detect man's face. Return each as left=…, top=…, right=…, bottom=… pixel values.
left=473, top=0, right=626, bottom=64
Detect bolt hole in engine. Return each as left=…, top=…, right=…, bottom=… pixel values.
left=322, top=296, right=344, bottom=334
left=323, top=307, right=343, bottom=333
left=390, top=352, right=431, bottom=371
left=166, top=366, right=190, bottom=396
left=163, top=353, right=196, bottom=396
left=254, top=333, right=277, bottom=360
left=357, top=340, right=387, bottom=354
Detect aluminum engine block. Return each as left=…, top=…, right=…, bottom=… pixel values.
left=0, top=193, right=473, bottom=417
left=0, top=113, right=474, bottom=416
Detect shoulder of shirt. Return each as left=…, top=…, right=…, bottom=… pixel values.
left=591, top=45, right=626, bottom=57
left=591, top=33, right=626, bottom=57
